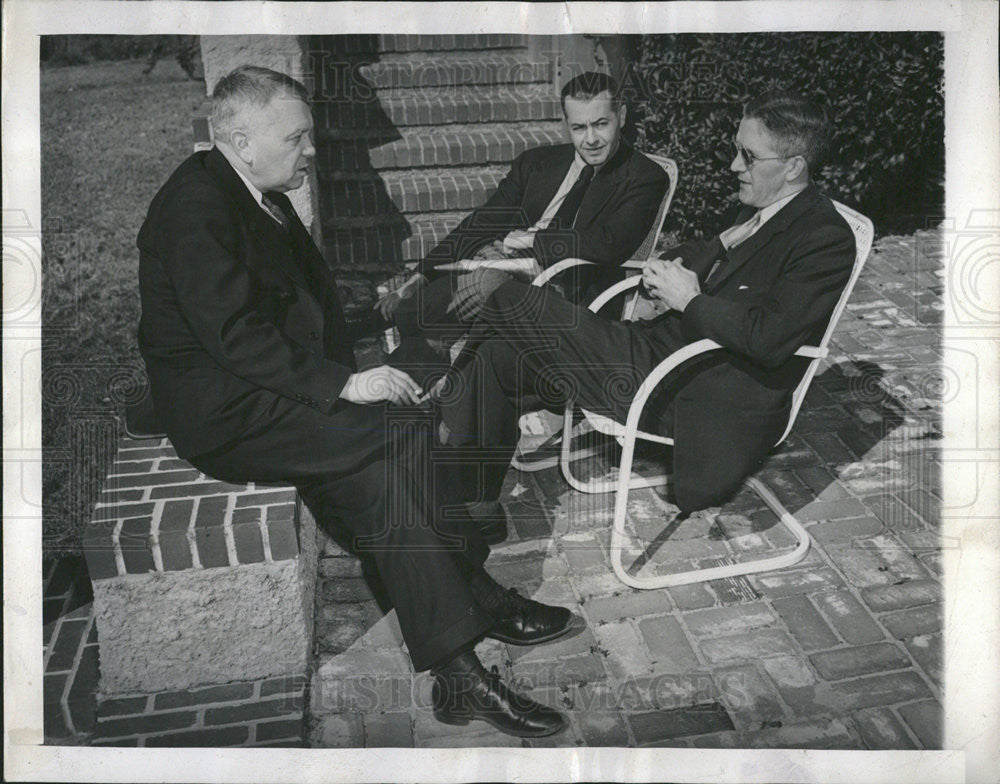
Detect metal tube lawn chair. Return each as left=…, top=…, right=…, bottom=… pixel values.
left=515, top=201, right=874, bottom=589
left=509, top=153, right=678, bottom=470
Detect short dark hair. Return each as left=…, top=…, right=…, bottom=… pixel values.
left=744, top=91, right=831, bottom=171
left=211, top=65, right=310, bottom=138
left=560, top=71, right=622, bottom=112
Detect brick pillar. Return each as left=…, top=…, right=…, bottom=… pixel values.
left=83, top=437, right=318, bottom=695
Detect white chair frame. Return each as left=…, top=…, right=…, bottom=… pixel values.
left=514, top=201, right=875, bottom=589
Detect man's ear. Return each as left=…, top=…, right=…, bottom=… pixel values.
left=617, top=103, right=627, bottom=128
left=786, top=155, right=807, bottom=182
left=229, top=129, right=253, bottom=165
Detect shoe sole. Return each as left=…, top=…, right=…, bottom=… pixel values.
left=434, top=710, right=568, bottom=738
left=486, top=616, right=585, bottom=646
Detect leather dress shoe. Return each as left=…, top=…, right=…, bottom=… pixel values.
left=467, top=500, right=507, bottom=545
left=487, top=588, right=579, bottom=646
left=433, top=662, right=567, bottom=737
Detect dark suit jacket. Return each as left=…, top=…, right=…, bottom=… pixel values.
left=137, top=147, right=354, bottom=458
left=635, top=184, right=856, bottom=508
left=418, top=141, right=670, bottom=278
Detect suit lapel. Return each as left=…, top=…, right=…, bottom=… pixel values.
left=204, top=148, right=314, bottom=291
left=205, top=147, right=270, bottom=236
left=707, top=185, right=817, bottom=292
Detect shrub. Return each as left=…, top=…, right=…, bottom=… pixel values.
left=625, top=32, right=943, bottom=239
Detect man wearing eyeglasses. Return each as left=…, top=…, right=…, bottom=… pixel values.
left=437, top=91, right=856, bottom=519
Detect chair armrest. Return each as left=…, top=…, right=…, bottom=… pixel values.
left=531, top=257, right=596, bottom=287
left=588, top=274, right=643, bottom=312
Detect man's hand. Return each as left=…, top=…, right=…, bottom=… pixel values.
left=339, top=366, right=424, bottom=405
left=373, top=273, right=427, bottom=321
left=641, top=257, right=701, bottom=312
left=502, top=229, right=535, bottom=253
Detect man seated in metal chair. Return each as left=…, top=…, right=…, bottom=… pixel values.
left=436, top=91, right=857, bottom=524
left=374, top=71, right=671, bottom=350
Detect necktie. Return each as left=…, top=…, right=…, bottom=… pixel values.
left=551, top=164, right=595, bottom=229
left=707, top=211, right=762, bottom=285
left=262, top=192, right=291, bottom=232
left=719, top=210, right=761, bottom=250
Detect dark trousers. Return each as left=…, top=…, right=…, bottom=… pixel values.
left=189, top=340, right=492, bottom=671
left=438, top=281, right=785, bottom=513
left=393, top=266, right=622, bottom=347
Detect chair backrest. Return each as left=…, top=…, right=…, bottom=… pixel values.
left=619, top=154, right=677, bottom=321
left=632, top=154, right=678, bottom=262
left=776, top=200, right=875, bottom=445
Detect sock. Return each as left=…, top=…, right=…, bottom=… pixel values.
left=467, top=569, right=515, bottom=615
left=431, top=647, right=484, bottom=678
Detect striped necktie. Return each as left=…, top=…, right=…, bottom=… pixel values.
left=719, top=210, right=762, bottom=251
left=262, top=192, right=291, bottom=232
left=707, top=211, right=762, bottom=285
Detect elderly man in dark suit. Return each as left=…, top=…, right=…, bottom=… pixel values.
left=377, top=71, right=670, bottom=343
left=438, top=91, right=856, bottom=517
left=137, top=65, right=579, bottom=738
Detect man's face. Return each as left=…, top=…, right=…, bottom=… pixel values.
left=731, top=116, right=795, bottom=209
left=563, top=92, right=626, bottom=168
left=245, top=97, right=315, bottom=192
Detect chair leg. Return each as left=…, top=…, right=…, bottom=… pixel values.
left=558, top=404, right=671, bottom=494
left=609, top=464, right=811, bottom=590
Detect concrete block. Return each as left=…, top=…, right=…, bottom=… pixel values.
left=92, top=504, right=317, bottom=695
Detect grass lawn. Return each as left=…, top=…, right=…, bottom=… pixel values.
left=41, top=58, right=206, bottom=555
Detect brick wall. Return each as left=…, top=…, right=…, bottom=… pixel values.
left=308, top=34, right=596, bottom=316
left=83, top=437, right=300, bottom=579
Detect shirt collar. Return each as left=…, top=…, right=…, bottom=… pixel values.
left=231, top=163, right=265, bottom=207
left=757, top=187, right=805, bottom=225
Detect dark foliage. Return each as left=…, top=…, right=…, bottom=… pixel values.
left=626, top=33, right=944, bottom=240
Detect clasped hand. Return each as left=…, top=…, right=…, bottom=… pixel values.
left=339, top=365, right=424, bottom=405
left=641, top=257, right=701, bottom=312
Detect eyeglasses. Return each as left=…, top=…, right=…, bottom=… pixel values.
left=732, top=139, right=799, bottom=169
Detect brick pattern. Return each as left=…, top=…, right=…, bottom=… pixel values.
left=308, top=232, right=945, bottom=748
left=309, top=33, right=564, bottom=314
left=43, top=558, right=98, bottom=742
left=82, top=437, right=301, bottom=579
left=91, top=675, right=307, bottom=747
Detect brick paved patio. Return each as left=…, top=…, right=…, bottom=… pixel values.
left=43, top=229, right=944, bottom=748
left=309, top=229, right=944, bottom=749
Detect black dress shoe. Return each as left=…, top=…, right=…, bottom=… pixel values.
left=487, top=588, right=579, bottom=646
left=468, top=500, right=507, bottom=545
left=433, top=660, right=567, bottom=737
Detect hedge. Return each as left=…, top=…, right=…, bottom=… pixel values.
left=623, top=32, right=944, bottom=239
